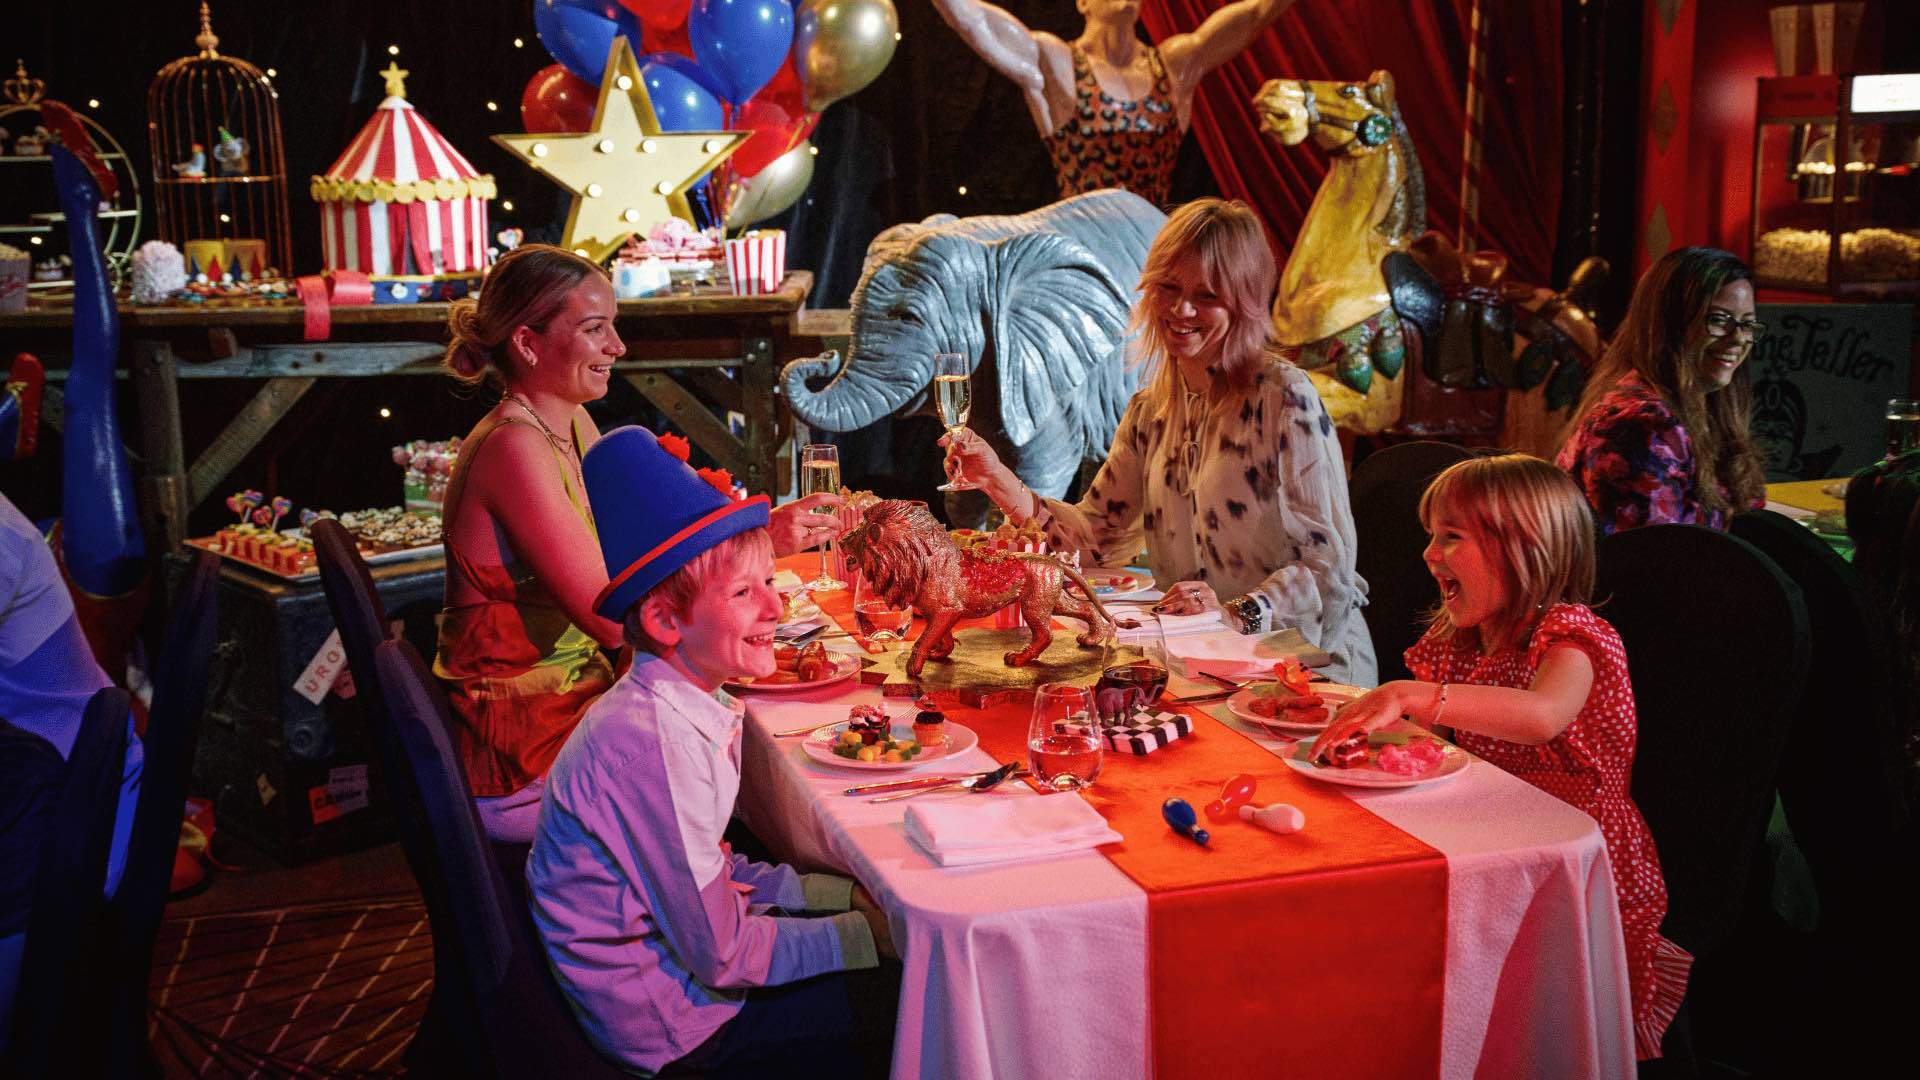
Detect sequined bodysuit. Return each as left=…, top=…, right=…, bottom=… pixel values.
left=1040, top=43, right=1183, bottom=205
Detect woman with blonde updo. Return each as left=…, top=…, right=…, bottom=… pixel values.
left=437, top=244, right=839, bottom=842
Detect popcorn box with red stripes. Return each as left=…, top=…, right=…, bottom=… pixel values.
left=725, top=230, right=786, bottom=295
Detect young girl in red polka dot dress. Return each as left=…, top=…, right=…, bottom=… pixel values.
left=1311, top=453, right=1689, bottom=1061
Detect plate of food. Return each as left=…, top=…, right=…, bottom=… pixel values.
left=1081, top=568, right=1153, bottom=598
left=800, top=705, right=979, bottom=770
left=1227, top=682, right=1367, bottom=734
left=1283, top=731, right=1469, bottom=789
left=727, top=643, right=862, bottom=693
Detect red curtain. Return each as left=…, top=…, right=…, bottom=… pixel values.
left=1141, top=0, right=1564, bottom=286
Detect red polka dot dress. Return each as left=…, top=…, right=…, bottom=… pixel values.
left=1405, top=604, right=1691, bottom=1061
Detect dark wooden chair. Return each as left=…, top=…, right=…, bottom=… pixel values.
left=1349, top=440, right=1475, bottom=682
left=1595, top=524, right=1810, bottom=956
left=7, top=686, right=131, bottom=1078
left=371, top=638, right=633, bottom=1077
left=101, top=550, right=221, bottom=1078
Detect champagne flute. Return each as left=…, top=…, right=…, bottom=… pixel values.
left=799, top=443, right=844, bottom=591
left=1028, top=683, right=1102, bottom=792
left=933, top=353, right=976, bottom=492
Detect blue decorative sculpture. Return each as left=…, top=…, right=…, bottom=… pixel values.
left=781, top=189, right=1167, bottom=523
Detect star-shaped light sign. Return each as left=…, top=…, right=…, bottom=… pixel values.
left=493, top=38, right=745, bottom=263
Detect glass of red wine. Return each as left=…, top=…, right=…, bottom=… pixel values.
left=852, top=573, right=911, bottom=647
left=1028, top=683, right=1102, bottom=792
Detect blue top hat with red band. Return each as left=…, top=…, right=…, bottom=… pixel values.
left=586, top=426, right=769, bottom=622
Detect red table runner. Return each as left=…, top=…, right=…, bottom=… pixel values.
left=788, top=556, right=1447, bottom=1077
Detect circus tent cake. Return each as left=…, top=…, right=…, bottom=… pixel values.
left=310, top=63, right=495, bottom=302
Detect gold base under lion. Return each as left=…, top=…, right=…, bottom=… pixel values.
left=860, top=627, right=1143, bottom=707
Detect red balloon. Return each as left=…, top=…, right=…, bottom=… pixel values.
left=642, top=17, right=694, bottom=59
left=619, top=0, right=690, bottom=34
left=521, top=64, right=597, bottom=134
left=730, top=98, right=811, bottom=177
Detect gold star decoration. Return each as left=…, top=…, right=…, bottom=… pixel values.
left=492, top=38, right=745, bottom=264
left=380, top=62, right=409, bottom=99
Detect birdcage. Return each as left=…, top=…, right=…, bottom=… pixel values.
left=146, top=2, right=291, bottom=277
left=0, top=60, right=144, bottom=292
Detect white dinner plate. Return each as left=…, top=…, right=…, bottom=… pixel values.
left=725, top=652, right=861, bottom=694
left=801, top=720, right=980, bottom=771
left=1082, top=568, right=1152, bottom=598
left=1226, top=682, right=1367, bottom=734
left=1282, top=736, right=1470, bottom=789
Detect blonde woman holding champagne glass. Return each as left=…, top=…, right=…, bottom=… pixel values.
left=940, top=200, right=1375, bottom=685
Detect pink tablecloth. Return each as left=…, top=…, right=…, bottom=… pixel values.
left=736, top=677, right=1635, bottom=1079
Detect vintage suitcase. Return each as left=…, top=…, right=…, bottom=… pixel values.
left=174, top=552, right=445, bottom=863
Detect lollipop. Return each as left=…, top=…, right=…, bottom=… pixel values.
left=251, top=506, right=273, bottom=527
left=268, top=496, right=292, bottom=533
left=225, top=492, right=250, bottom=523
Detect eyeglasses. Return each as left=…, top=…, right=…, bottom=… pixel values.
left=1704, top=311, right=1767, bottom=341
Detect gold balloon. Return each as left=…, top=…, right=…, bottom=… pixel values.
left=725, top=141, right=815, bottom=229
left=793, top=0, right=899, bottom=112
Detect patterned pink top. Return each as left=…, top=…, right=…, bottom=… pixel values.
left=1405, top=603, right=1691, bottom=1060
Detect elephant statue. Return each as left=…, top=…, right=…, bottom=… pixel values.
left=781, top=188, right=1167, bottom=524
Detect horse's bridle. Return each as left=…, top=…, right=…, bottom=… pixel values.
left=1296, top=81, right=1395, bottom=157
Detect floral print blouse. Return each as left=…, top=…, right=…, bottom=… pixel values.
left=1555, top=372, right=1753, bottom=536
left=1031, top=361, right=1377, bottom=686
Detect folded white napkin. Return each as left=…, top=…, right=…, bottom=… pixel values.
left=905, top=795, right=1122, bottom=868
left=773, top=569, right=806, bottom=590
left=1171, top=626, right=1333, bottom=678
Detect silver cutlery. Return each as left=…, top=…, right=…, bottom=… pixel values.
left=868, top=762, right=1022, bottom=802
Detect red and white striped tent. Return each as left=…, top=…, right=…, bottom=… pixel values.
left=311, top=69, right=494, bottom=299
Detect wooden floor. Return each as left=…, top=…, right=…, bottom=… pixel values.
left=151, top=843, right=428, bottom=1078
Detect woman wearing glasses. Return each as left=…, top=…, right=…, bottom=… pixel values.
left=940, top=198, right=1375, bottom=684
left=1557, top=247, right=1768, bottom=535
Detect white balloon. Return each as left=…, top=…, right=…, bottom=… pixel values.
left=725, top=141, right=816, bottom=228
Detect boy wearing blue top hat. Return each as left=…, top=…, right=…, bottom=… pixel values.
left=527, top=426, right=895, bottom=1075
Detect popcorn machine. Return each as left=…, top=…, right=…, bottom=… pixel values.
left=1751, top=74, right=1920, bottom=294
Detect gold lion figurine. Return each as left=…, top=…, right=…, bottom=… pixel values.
left=839, top=500, right=1116, bottom=678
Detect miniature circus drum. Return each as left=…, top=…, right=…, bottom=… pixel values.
left=310, top=64, right=495, bottom=303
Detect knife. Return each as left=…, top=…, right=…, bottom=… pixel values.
left=868, top=762, right=1021, bottom=802
left=843, top=773, right=978, bottom=796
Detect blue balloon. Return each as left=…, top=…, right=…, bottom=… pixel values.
left=640, top=55, right=724, bottom=132
left=532, top=0, right=645, bottom=85
left=688, top=0, right=794, bottom=105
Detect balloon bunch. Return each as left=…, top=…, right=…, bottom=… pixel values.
left=524, top=0, right=898, bottom=230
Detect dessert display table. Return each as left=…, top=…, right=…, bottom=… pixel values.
left=1, top=271, right=814, bottom=550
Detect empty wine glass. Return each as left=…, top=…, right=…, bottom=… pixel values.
left=1095, top=613, right=1169, bottom=727
left=1028, top=683, right=1102, bottom=792
left=800, top=442, right=843, bottom=591
left=852, top=573, right=911, bottom=648
left=933, top=353, right=976, bottom=492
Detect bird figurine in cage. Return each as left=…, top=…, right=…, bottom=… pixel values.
left=147, top=2, right=292, bottom=277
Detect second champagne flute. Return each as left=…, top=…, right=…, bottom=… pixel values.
left=799, top=442, right=844, bottom=591
left=934, top=352, right=976, bottom=492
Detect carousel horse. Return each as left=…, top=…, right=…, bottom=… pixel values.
left=1255, top=71, right=1425, bottom=435
left=38, top=101, right=149, bottom=680
left=1388, top=233, right=1610, bottom=456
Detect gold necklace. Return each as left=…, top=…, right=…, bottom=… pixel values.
left=508, top=392, right=586, bottom=497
